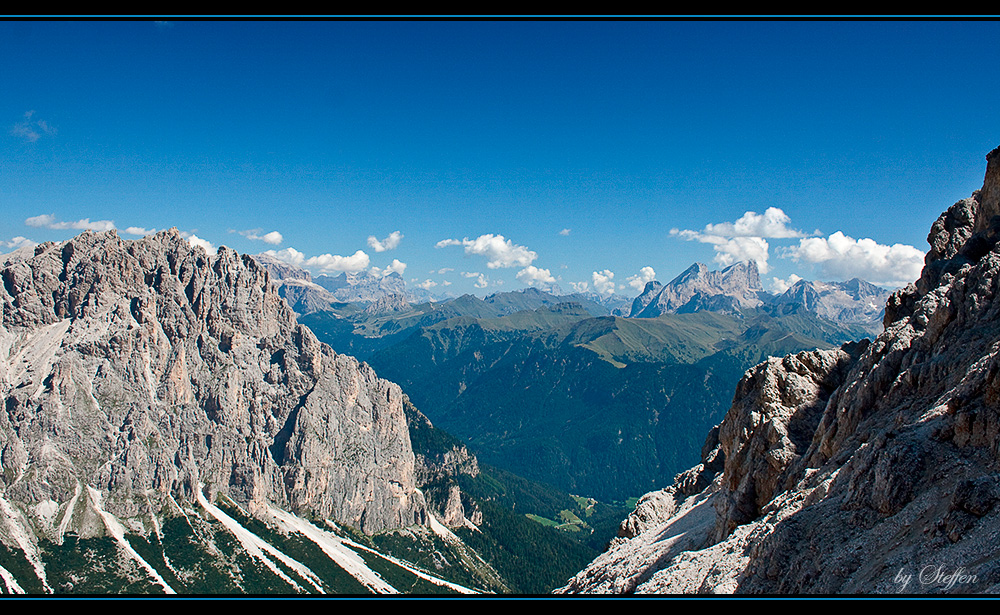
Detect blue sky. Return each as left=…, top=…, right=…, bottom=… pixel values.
left=3, top=20, right=999, bottom=297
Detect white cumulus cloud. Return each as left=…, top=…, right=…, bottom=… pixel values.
left=262, top=247, right=306, bottom=267
left=769, top=273, right=804, bottom=294
left=670, top=207, right=812, bottom=275
left=124, top=226, right=157, bottom=236
left=626, top=266, right=657, bottom=291
left=714, top=237, right=771, bottom=273
left=701, top=207, right=811, bottom=239
left=386, top=259, right=407, bottom=276
left=263, top=247, right=370, bottom=273
left=461, top=271, right=489, bottom=288
left=569, top=281, right=589, bottom=293
left=26, top=214, right=116, bottom=232
left=416, top=279, right=438, bottom=290
left=370, top=259, right=407, bottom=278
left=672, top=230, right=771, bottom=273
left=367, top=231, right=403, bottom=252
left=592, top=270, right=616, bottom=295
left=238, top=229, right=283, bottom=245
left=559, top=228, right=571, bottom=236
left=435, top=234, right=537, bottom=269
left=516, top=265, right=557, bottom=290
left=304, top=250, right=370, bottom=273
left=783, top=231, right=924, bottom=287
left=2, top=236, right=37, bottom=251
left=184, top=234, right=215, bottom=253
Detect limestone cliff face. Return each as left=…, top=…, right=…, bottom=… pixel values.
left=561, top=146, right=1000, bottom=594
left=0, top=229, right=426, bottom=538
left=629, top=261, right=764, bottom=318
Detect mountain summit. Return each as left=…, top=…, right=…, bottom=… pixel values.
left=628, top=261, right=764, bottom=318
left=770, top=277, right=889, bottom=332
left=0, top=229, right=427, bottom=545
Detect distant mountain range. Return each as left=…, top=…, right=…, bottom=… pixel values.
left=252, top=253, right=415, bottom=314
left=256, top=253, right=891, bottom=337
left=281, top=259, right=889, bottom=501
left=629, top=261, right=766, bottom=318
left=628, top=261, right=890, bottom=333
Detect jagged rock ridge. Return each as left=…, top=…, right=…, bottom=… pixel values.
left=315, top=271, right=412, bottom=305
left=0, top=230, right=427, bottom=543
left=627, top=260, right=888, bottom=332
left=628, top=261, right=765, bottom=318
left=253, top=254, right=414, bottom=314
left=770, top=278, right=890, bottom=333
left=561, top=146, right=1000, bottom=594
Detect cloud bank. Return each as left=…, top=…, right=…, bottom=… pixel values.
left=264, top=246, right=370, bottom=273
left=368, top=231, right=403, bottom=252
left=26, top=214, right=115, bottom=232
left=626, top=266, right=656, bottom=291
left=783, top=231, right=924, bottom=287
left=436, top=234, right=537, bottom=269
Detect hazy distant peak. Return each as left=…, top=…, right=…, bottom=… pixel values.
left=630, top=260, right=763, bottom=318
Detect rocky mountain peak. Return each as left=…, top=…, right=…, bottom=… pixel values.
left=974, top=145, right=1000, bottom=232
left=628, top=260, right=763, bottom=318
left=771, top=277, right=890, bottom=333
left=252, top=252, right=312, bottom=283
left=1, top=230, right=427, bottom=541
left=670, top=262, right=710, bottom=285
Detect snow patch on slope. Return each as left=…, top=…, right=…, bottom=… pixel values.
left=0, top=494, right=51, bottom=592
left=339, top=528, right=479, bottom=594
left=265, top=505, right=397, bottom=594
left=87, top=486, right=176, bottom=594
left=0, top=563, right=24, bottom=594
left=196, top=484, right=324, bottom=593
left=56, top=482, right=81, bottom=544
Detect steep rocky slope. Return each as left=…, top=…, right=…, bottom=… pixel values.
left=0, top=229, right=428, bottom=548
left=561, top=146, right=1000, bottom=594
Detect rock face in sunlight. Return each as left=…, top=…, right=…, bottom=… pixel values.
left=629, top=261, right=765, bottom=318
left=0, top=229, right=427, bottom=540
left=628, top=260, right=890, bottom=333
left=561, top=146, right=1000, bottom=594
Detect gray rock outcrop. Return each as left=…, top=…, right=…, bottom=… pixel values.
left=1, top=229, right=427, bottom=540
left=561, top=146, right=1000, bottom=594
left=628, top=261, right=764, bottom=318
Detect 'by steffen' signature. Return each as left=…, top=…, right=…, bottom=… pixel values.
left=894, top=565, right=979, bottom=592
